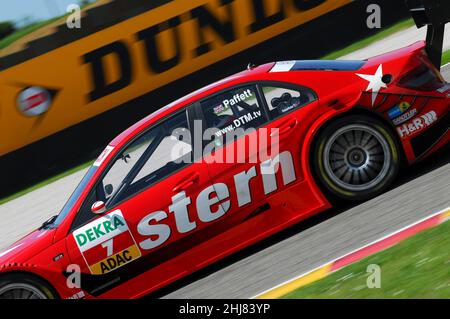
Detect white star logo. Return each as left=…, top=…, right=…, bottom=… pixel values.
left=356, top=64, right=387, bottom=106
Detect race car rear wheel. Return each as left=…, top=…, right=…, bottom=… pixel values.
left=0, top=274, right=57, bottom=299
left=313, top=115, right=400, bottom=201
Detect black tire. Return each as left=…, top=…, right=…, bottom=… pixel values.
left=312, top=114, right=401, bottom=201
left=0, top=273, right=58, bottom=299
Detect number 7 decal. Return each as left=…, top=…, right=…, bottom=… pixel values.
left=102, top=239, right=114, bottom=257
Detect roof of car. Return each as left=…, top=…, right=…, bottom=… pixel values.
left=270, top=60, right=366, bottom=72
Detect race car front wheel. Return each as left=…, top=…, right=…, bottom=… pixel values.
left=313, top=114, right=400, bottom=201
left=0, top=274, right=57, bottom=299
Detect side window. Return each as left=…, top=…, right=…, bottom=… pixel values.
left=200, top=85, right=267, bottom=139
left=72, top=111, right=191, bottom=231
left=103, top=129, right=161, bottom=201
left=261, top=85, right=316, bottom=118
left=129, top=113, right=191, bottom=188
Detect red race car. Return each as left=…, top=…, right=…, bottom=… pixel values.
left=0, top=40, right=449, bottom=299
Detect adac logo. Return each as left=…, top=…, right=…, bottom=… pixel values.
left=17, top=86, right=52, bottom=117
left=387, top=101, right=411, bottom=119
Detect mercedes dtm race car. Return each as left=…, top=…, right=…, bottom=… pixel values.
left=0, top=41, right=449, bottom=299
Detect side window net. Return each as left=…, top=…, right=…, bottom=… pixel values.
left=261, top=86, right=315, bottom=118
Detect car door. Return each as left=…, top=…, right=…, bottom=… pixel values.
left=195, top=84, right=278, bottom=232
left=256, top=82, right=322, bottom=214
left=195, top=82, right=320, bottom=242
left=65, top=108, right=215, bottom=296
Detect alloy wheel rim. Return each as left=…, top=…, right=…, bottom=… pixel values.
left=0, top=283, right=48, bottom=299
left=323, top=124, right=391, bottom=192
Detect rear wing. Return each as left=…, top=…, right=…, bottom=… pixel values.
left=405, top=0, right=450, bottom=69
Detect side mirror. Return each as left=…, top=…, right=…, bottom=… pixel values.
left=91, top=201, right=106, bottom=214
left=104, top=184, right=113, bottom=197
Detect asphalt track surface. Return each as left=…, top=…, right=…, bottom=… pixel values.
left=0, top=58, right=449, bottom=298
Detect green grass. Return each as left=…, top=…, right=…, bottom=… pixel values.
left=0, top=160, right=94, bottom=205
left=0, top=1, right=96, bottom=50
left=442, top=50, right=450, bottom=65
left=0, top=18, right=60, bottom=50
left=322, top=19, right=415, bottom=60
left=283, top=220, right=450, bottom=299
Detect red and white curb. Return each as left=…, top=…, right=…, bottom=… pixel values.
left=253, top=207, right=450, bottom=299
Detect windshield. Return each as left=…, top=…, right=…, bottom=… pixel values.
left=53, top=165, right=98, bottom=227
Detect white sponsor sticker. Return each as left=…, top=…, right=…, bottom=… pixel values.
left=392, top=108, right=418, bottom=125
left=67, top=291, right=86, bottom=300
left=397, top=110, right=437, bottom=138
left=73, top=210, right=142, bottom=275
left=73, top=210, right=129, bottom=252
left=270, top=61, right=296, bottom=73
left=214, top=110, right=262, bottom=137
left=94, top=145, right=114, bottom=167
left=221, top=89, right=253, bottom=108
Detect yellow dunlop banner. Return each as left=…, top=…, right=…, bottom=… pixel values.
left=0, top=0, right=351, bottom=156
